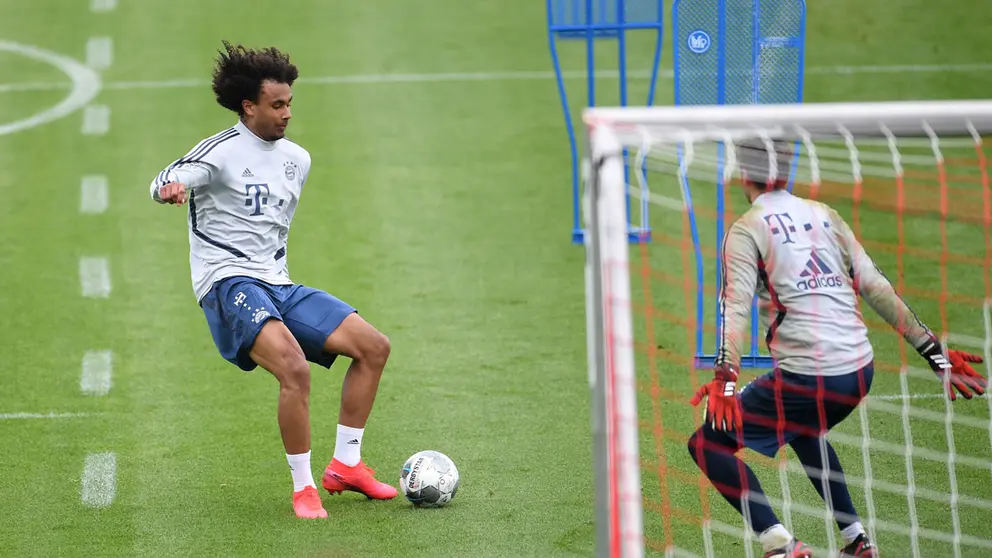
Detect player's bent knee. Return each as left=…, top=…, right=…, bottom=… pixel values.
left=366, top=331, right=390, bottom=366
left=279, top=359, right=311, bottom=393
left=258, top=340, right=311, bottom=392
left=348, top=326, right=390, bottom=367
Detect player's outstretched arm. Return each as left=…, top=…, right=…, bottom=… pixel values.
left=149, top=158, right=215, bottom=205
left=690, top=222, right=759, bottom=431
left=715, top=221, right=761, bottom=369
left=831, top=209, right=988, bottom=400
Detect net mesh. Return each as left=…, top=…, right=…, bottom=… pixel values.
left=673, top=0, right=804, bottom=106
left=601, top=119, right=992, bottom=557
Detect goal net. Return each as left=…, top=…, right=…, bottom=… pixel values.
left=583, top=100, right=992, bottom=558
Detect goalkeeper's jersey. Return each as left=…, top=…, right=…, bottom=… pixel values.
left=716, top=189, right=933, bottom=376
left=149, top=121, right=311, bottom=302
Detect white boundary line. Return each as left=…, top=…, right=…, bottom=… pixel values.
left=82, top=105, right=110, bottom=135
left=81, top=452, right=116, bottom=508
left=81, top=350, right=113, bottom=396
left=80, top=175, right=108, bottom=214
left=0, top=412, right=95, bottom=420
left=0, top=41, right=100, bottom=136
left=79, top=256, right=111, bottom=298
left=90, top=0, right=117, bottom=13
left=85, top=37, right=112, bottom=70
left=1, top=62, right=991, bottom=94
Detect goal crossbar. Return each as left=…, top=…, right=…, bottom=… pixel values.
left=585, top=99, right=992, bottom=140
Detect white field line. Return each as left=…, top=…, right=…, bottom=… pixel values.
left=79, top=256, right=111, bottom=298
left=0, top=412, right=94, bottom=420
left=85, top=37, right=112, bottom=70
left=82, top=105, right=109, bottom=135
left=2, top=62, right=992, bottom=94
left=81, top=452, right=116, bottom=508
left=80, top=175, right=108, bottom=214
left=81, top=350, right=112, bottom=396
left=0, top=41, right=101, bottom=136
left=90, top=0, right=117, bottom=13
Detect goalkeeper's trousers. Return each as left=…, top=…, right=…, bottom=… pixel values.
left=688, top=422, right=861, bottom=534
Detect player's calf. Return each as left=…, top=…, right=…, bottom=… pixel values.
left=320, top=314, right=396, bottom=498
left=250, top=320, right=326, bottom=516
left=252, top=321, right=314, bottom=454
left=324, top=314, right=391, bottom=431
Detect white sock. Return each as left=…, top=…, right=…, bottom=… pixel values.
left=333, top=424, right=364, bottom=467
left=286, top=450, right=316, bottom=492
left=841, top=522, right=866, bottom=545
left=758, top=524, right=793, bottom=552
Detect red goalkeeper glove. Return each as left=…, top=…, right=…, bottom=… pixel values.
left=690, top=363, right=742, bottom=432
left=916, top=336, right=988, bottom=401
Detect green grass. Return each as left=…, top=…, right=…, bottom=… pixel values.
left=0, top=0, right=991, bottom=556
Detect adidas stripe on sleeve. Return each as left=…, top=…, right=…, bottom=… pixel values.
left=149, top=128, right=239, bottom=203
left=715, top=221, right=761, bottom=369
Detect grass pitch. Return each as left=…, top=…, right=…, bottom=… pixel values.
left=1, top=1, right=992, bottom=556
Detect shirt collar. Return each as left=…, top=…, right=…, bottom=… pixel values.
left=236, top=120, right=279, bottom=151
left=753, top=188, right=792, bottom=205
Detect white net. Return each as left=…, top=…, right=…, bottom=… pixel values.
left=584, top=100, right=992, bottom=557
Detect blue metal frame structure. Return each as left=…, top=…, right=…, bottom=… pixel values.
left=672, top=0, right=807, bottom=369
left=547, top=0, right=665, bottom=244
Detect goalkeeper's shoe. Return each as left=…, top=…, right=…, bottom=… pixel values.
left=762, top=539, right=813, bottom=558
left=292, top=486, right=328, bottom=519
left=841, top=534, right=878, bottom=557
left=322, top=458, right=398, bottom=500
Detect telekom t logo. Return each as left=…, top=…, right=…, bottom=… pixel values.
left=245, top=183, right=271, bottom=216
left=764, top=212, right=797, bottom=244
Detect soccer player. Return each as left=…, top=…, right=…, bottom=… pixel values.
left=688, top=138, right=988, bottom=557
left=148, top=42, right=397, bottom=519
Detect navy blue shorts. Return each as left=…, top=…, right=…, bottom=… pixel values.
left=737, top=363, right=874, bottom=457
left=200, top=276, right=357, bottom=372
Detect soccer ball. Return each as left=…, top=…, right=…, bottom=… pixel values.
left=400, top=450, right=459, bottom=507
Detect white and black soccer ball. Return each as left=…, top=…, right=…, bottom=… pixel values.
left=400, top=450, right=459, bottom=507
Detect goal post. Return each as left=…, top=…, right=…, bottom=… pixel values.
left=584, top=99, right=992, bottom=557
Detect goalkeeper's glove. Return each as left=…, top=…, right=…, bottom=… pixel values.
left=916, top=335, right=988, bottom=401
left=689, top=363, right=742, bottom=432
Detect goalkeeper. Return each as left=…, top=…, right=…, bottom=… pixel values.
left=687, top=138, right=988, bottom=558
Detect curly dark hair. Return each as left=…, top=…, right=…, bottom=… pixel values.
left=211, top=41, right=299, bottom=115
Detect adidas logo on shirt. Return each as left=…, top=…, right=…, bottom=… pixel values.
left=796, top=250, right=843, bottom=291
left=242, top=168, right=254, bottom=178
